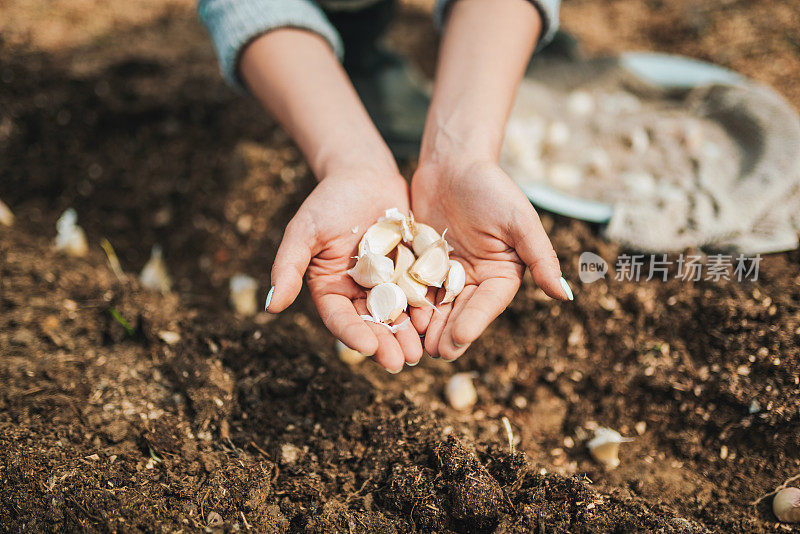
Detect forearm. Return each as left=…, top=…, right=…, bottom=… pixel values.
left=240, top=28, right=397, bottom=179
left=420, top=0, right=542, bottom=166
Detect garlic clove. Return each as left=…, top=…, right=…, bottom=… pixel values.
left=348, top=250, right=394, bottom=288
left=441, top=259, right=466, bottom=304
left=392, top=244, right=434, bottom=308
left=445, top=372, right=478, bottom=411
left=411, top=223, right=441, bottom=256
left=397, top=271, right=433, bottom=308
left=140, top=245, right=172, bottom=294
left=587, top=427, right=633, bottom=469
left=336, top=339, right=367, bottom=365
left=54, top=208, right=88, bottom=257
left=359, top=220, right=402, bottom=256
left=366, top=282, right=407, bottom=323
left=401, top=211, right=415, bottom=244
left=774, top=487, right=800, bottom=523
left=393, top=244, right=416, bottom=280
left=409, top=237, right=450, bottom=287
left=229, top=273, right=258, bottom=316
left=0, top=198, right=14, bottom=227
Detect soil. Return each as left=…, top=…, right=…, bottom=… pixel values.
left=2, top=0, right=800, bottom=532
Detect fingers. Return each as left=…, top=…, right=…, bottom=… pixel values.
left=267, top=219, right=315, bottom=312
left=424, top=294, right=454, bottom=358
left=353, top=300, right=418, bottom=373
left=510, top=208, right=572, bottom=301
left=316, top=293, right=379, bottom=357
left=409, top=287, right=437, bottom=334
left=442, top=277, right=518, bottom=360
left=393, top=312, right=423, bottom=367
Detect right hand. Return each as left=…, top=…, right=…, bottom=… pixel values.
left=266, top=169, right=423, bottom=373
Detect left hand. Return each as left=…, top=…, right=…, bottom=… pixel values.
left=409, top=158, right=572, bottom=361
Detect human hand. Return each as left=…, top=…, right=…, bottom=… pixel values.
left=409, top=159, right=573, bottom=360
left=266, top=170, right=423, bottom=373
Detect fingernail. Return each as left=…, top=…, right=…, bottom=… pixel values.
left=559, top=277, right=574, bottom=301
left=387, top=367, right=403, bottom=374
left=264, top=285, right=275, bottom=311
left=453, top=341, right=466, bottom=349
left=406, top=360, right=420, bottom=367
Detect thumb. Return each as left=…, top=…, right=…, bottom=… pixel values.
left=510, top=207, right=572, bottom=301
left=267, top=219, right=315, bottom=313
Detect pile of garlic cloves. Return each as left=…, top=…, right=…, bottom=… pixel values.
left=349, top=209, right=465, bottom=331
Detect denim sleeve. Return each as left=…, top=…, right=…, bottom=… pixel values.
left=434, top=0, right=560, bottom=51
left=198, top=0, right=344, bottom=91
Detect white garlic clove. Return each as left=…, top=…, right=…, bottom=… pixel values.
left=393, top=244, right=434, bottom=308
left=409, top=237, right=450, bottom=288
left=393, top=244, right=415, bottom=280
left=359, top=220, right=402, bottom=256
left=548, top=163, right=583, bottom=190
left=441, top=260, right=466, bottom=305
left=54, top=208, right=88, bottom=257
left=545, top=120, right=570, bottom=148
left=366, top=282, right=407, bottom=323
left=348, top=250, right=394, bottom=288
left=336, top=339, right=367, bottom=365
left=587, top=427, right=633, bottom=469
left=229, top=273, right=258, bottom=316
left=0, top=198, right=14, bottom=227
left=401, top=211, right=415, bottom=244
left=140, top=245, right=172, bottom=294
left=445, top=372, right=478, bottom=411
left=625, top=126, right=650, bottom=154
left=566, top=90, right=595, bottom=117
left=411, top=223, right=442, bottom=256
left=774, top=487, right=800, bottom=523
left=397, top=271, right=433, bottom=308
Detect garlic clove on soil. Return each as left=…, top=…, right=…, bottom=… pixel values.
left=54, top=208, right=88, bottom=257
left=229, top=274, right=259, bottom=316
left=366, top=282, right=407, bottom=324
left=139, top=245, right=172, bottom=294
left=348, top=250, right=394, bottom=288
left=359, top=220, right=402, bottom=256
left=445, top=372, right=478, bottom=411
left=411, top=223, right=442, bottom=256
left=587, top=427, right=633, bottom=469
left=336, top=339, right=367, bottom=365
left=409, top=237, right=450, bottom=288
left=0, top=198, right=14, bottom=226
left=440, top=259, right=466, bottom=305
left=773, top=487, right=800, bottom=523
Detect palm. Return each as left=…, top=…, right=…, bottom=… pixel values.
left=410, top=161, right=567, bottom=360
left=269, top=173, right=423, bottom=372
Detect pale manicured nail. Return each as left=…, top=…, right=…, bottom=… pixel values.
left=406, top=360, right=420, bottom=367
left=264, top=285, right=275, bottom=311
left=559, top=277, right=574, bottom=301
left=387, top=367, right=403, bottom=374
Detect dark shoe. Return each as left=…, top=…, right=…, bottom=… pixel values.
left=346, top=47, right=430, bottom=161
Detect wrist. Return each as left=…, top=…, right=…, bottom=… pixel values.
left=419, top=109, right=503, bottom=172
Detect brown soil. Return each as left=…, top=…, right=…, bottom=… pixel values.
left=2, top=0, right=800, bottom=532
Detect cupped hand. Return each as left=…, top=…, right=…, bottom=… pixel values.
left=409, top=159, right=572, bottom=361
left=266, top=171, right=422, bottom=373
